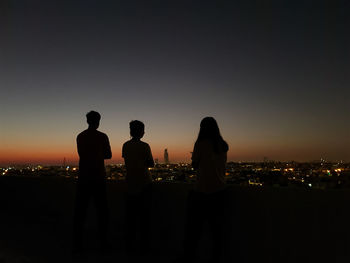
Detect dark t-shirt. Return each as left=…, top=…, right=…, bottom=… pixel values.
left=77, top=129, right=112, bottom=179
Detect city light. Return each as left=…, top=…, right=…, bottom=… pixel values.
left=0, top=160, right=349, bottom=189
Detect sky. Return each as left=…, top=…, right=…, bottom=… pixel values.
left=0, top=0, right=349, bottom=165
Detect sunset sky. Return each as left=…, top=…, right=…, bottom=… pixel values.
left=1, top=1, right=349, bottom=165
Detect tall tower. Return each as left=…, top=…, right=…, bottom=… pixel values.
left=164, top=149, right=169, bottom=164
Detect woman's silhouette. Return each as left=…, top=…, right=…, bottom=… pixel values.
left=183, top=117, right=229, bottom=263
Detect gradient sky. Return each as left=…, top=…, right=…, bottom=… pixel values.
left=1, top=0, right=349, bottom=165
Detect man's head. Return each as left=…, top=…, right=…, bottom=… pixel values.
left=86, top=111, right=101, bottom=129
left=129, top=120, right=145, bottom=139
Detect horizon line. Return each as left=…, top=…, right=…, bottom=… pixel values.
left=1, top=159, right=349, bottom=167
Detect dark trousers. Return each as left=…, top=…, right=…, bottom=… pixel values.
left=184, top=188, right=228, bottom=262
left=73, top=178, right=109, bottom=249
left=125, top=185, right=152, bottom=254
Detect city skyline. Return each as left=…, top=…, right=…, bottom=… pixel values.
left=1, top=1, right=349, bottom=165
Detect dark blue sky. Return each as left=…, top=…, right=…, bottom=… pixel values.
left=1, top=0, right=349, bottom=164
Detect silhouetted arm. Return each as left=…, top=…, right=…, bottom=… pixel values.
left=121, top=143, right=126, bottom=159
left=145, top=144, right=155, bottom=168
left=191, top=142, right=200, bottom=170
left=76, top=135, right=84, bottom=158
left=104, top=135, right=112, bottom=159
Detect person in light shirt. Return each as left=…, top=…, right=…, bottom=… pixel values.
left=122, top=120, right=154, bottom=255
left=183, top=117, right=229, bottom=263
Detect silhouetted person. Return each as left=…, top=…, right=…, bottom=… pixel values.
left=122, top=120, right=154, bottom=256
left=182, top=117, right=229, bottom=263
left=73, top=111, right=112, bottom=254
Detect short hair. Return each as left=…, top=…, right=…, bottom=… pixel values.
left=86, top=111, right=101, bottom=125
left=129, top=120, right=144, bottom=138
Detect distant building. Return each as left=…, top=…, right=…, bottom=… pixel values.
left=164, top=149, right=169, bottom=164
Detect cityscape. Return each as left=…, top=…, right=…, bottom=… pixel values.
left=2, top=1, right=348, bottom=262
left=2, top=155, right=350, bottom=190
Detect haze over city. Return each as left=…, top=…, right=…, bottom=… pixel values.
left=1, top=1, right=349, bottom=165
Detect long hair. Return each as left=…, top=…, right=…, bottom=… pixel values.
left=196, top=117, right=229, bottom=153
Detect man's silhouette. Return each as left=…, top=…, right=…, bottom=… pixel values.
left=73, top=111, right=112, bottom=253
left=122, top=120, right=154, bottom=255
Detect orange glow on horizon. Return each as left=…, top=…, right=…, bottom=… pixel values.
left=1, top=142, right=349, bottom=165
left=0, top=149, right=193, bottom=165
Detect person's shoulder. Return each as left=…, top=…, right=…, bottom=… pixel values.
left=140, top=140, right=149, bottom=146
left=195, top=140, right=209, bottom=147
left=195, top=140, right=213, bottom=152
left=140, top=141, right=151, bottom=148
left=95, top=130, right=106, bottom=136
left=77, top=129, right=88, bottom=139
left=96, top=130, right=109, bottom=139
left=123, top=139, right=133, bottom=147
